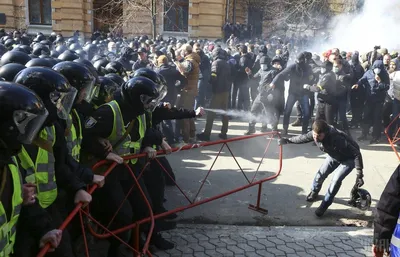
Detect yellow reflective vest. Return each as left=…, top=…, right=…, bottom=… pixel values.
left=65, top=109, right=82, bottom=162
left=0, top=157, right=23, bottom=256
left=17, top=126, right=58, bottom=209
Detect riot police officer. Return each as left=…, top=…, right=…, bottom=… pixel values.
left=0, top=82, right=63, bottom=256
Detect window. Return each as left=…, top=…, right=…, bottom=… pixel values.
left=29, top=0, right=52, bottom=25
left=164, top=0, right=189, bottom=32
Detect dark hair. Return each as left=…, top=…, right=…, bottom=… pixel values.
left=312, top=119, right=329, bottom=134
left=249, top=44, right=255, bottom=51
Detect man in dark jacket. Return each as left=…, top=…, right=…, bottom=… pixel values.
left=197, top=47, right=231, bottom=141
left=355, top=60, right=390, bottom=143
left=349, top=52, right=366, bottom=128
left=244, top=56, right=284, bottom=134
left=279, top=119, right=364, bottom=217
left=193, top=43, right=212, bottom=108
left=116, top=46, right=136, bottom=72
left=132, top=47, right=153, bottom=71
left=372, top=165, right=400, bottom=257
left=271, top=52, right=313, bottom=135
left=235, top=45, right=253, bottom=111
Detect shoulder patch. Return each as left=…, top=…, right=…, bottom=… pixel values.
left=85, top=117, right=97, bottom=128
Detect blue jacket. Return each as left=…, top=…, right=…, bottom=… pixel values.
left=357, top=60, right=390, bottom=102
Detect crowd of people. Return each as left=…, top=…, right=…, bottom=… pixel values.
left=0, top=27, right=399, bottom=257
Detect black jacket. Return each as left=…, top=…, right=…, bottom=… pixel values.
left=211, top=49, right=231, bottom=94
left=237, top=53, right=253, bottom=82
left=316, top=71, right=337, bottom=104
left=117, top=57, right=133, bottom=72
left=197, top=50, right=211, bottom=80
left=272, top=63, right=313, bottom=96
left=373, top=164, right=400, bottom=251
left=82, top=94, right=163, bottom=159
left=287, top=126, right=363, bottom=170
left=156, top=64, right=186, bottom=103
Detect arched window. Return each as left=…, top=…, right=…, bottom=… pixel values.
left=164, top=0, right=189, bottom=32
left=28, top=0, right=52, bottom=25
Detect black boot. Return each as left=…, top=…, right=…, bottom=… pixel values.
left=260, top=126, right=269, bottom=132
left=151, top=233, right=175, bottom=250
left=306, top=191, right=318, bottom=202
left=315, top=201, right=329, bottom=217
left=244, top=125, right=256, bottom=135
left=156, top=220, right=177, bottom=231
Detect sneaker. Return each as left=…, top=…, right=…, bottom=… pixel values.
left=260, top=126, right=269, bottom=133
left=306, top=191, right=318, bottom=202
left=281, top=129, right=288, bottom=136
left=196, top=133, right=210, bottom=141
left=156, top=207, right=178, bottom=220
left=151, top=233, right=175, bottom=250
left=218, top=133, right=227, bottom=140
left=188, top=137, right=197, bottom=144
left=291, top=118, right=302, bottom=127
left=315, top=201, right=329, bottom=217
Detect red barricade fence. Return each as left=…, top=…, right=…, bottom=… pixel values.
left=385, top=113, right=400, bottom=161
left=37, top=131, right=283, bottom=257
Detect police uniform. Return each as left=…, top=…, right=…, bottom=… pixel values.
left=82, top=94, right=171, bottom=255
left=0, top=157, right=23, bottom=257
left=14, top=123, right=84, bottom=257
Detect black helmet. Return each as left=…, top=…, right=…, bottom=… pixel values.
left=58, top=50, right=79, bottom=61
left=45, top=57, right=61, bottom=67
left=32, top=43, right=50, bottom=56
left=52, top=61, right=96, bottom=104
left=0, top=63, right=25, bottom=81
left=105, top=73, right=125, bottom=87
left=13, top=44, right=31, bottom=54
left=56, top=45, right=67, bottom=53
left=122, top=76, right=166, bottom=114
left=50, top=50, right=60, bottom=58
left=132, top=68, right=167, bottom=88
left=92, top=76, right=118, bottom=106
left=14, top=67, right=77, bottom=121
left=83, top=44, right=98, bottom=61
left=0, top=44, right=7, bottom=57
left=74, top=58, right=99, bottom=81
left=93, top=59, right=109, bottom=76
left=75, top=49, right=87, bottom=59
left=69, top=43, right=82, bottom=51
left=25, top=58, right=53, bottom=68
left=29, top=54, right=38, bottom=59
left=1, top=50, right=31, bottom=65
left=104, top=61, right=126, bottom=76
left=91, top=54, right=105, bottom=63
left=0, top=82, right=48, bottom=155
left=349, top=188, right=371, bottom=210
left=4, top=39, right=15, bottom=50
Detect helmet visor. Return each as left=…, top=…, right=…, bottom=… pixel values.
left=50, top=87, right=78, bottom=120
left=13, top=109, right=49, bottom=144
left=78, top=80, right=96, bottom=104
left=140, top=86, right=167, bottom=112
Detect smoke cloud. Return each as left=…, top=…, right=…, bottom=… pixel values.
left=320, top=0, right=400, bottom=53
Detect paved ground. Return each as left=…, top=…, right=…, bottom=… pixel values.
left=162, top=116, right=398, bottom=227
left=151, top=224, right=374, bottom=257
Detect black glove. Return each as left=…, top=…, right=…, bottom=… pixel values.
left=356, top=169, right=364, bottom=187
left=278, top=138, right=289, bottom=146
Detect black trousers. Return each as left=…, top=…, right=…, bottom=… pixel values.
left=14, top=194, right=75, bottom=257
left=362, top=99, right=384, bottom=139
left=382, top=95, right=393, bottom=129
left=249, top=93, right=281, bottom=130
left=350, top=89, right=365, bottom=125
left=315, top=101, right=336, bottom=126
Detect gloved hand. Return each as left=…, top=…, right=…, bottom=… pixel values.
left=278, top=138, right=289, bottom=146
left=356, top=169, right=364, bottom=187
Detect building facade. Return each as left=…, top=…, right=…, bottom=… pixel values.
left=0, top=0, right=355, bottom=39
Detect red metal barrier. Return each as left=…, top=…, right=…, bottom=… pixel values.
left=385, top=113, right=400, bottom=161
left=37, top=131, right=282, bottom=257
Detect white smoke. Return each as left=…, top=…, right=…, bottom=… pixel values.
left=319, top=0, right=400, bottom=54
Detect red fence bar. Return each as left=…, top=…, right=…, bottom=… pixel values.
left=385, top=113, right=400, bottom=161
left=37, top=132, right=282, bottom=257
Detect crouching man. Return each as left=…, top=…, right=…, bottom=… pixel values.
left=279, top=119, right=364, bottom=217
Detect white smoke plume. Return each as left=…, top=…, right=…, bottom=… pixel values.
left=319, top=0, right=400, bottom=53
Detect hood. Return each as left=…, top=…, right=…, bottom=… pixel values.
left=392, top=58, right=400, bottom=71
left=212, top=47, right=225, bottom=60
left=371, top=60, right=385, bottom=70
left=259, top=45, right=268, bottom=54
left=351, top=52, right=359, bottom=65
